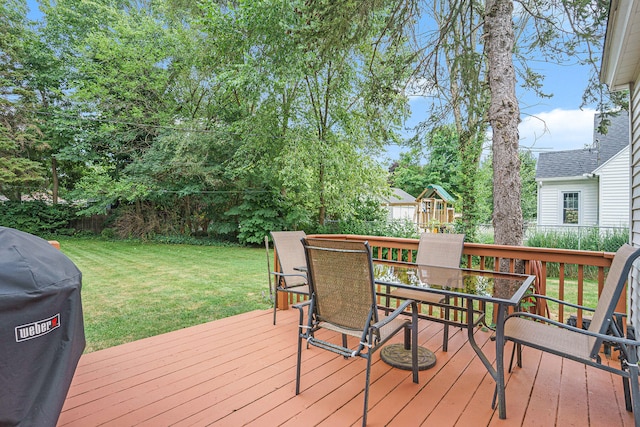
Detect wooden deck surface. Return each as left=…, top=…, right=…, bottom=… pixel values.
left=57, top=308, right=635, bottom=426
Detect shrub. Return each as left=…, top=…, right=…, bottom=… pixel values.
left=101, top=228, right=116, bottom=239
left=526, top=227, right=629, bottom=279
left=0, top=201, right=78, bottom=236
left=317, top=219, right=419, bottom=239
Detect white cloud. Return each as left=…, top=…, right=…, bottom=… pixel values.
left=383, top=106, right=598, bottom=164
left=518, top=108, right=596, bottom=153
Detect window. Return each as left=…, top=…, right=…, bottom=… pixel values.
left=563, top=192, right=579, bottom=224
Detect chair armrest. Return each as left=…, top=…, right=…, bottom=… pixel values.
left=272, top=271, right=308, bottom=280
left=505, top=311, right=640, bottom=347
left=522, top=293, right=595, bottom=313
left=371, top=299, right=416, bottom=330
left=293, top=299, right=314, bottom=332
left=292, top=300, right=312, bottom=311
left=372, top=259, right=414, bottom=267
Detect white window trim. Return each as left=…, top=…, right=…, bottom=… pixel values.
left=560, top=191, right=581, bottom=225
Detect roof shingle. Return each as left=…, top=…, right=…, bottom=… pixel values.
left=536, top=111, right=629, bottom=179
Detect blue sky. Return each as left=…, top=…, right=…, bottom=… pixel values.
left=380, top=60, right=598, bottom=163
left=26, top=1, right=598, bottom=163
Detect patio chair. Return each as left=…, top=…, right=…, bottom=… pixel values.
left=267, top=231, right=309, bottom=325
left=388, top=232, right=465, bottom=351
left=294, top=238, right=419, bottom=427
left=504, top=243, right=640, bottom=426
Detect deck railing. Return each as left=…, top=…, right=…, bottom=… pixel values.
left=276, top=234, right=620, bottom=329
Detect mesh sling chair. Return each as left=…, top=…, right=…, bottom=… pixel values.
left=267, top=231, right=309, bottom=325
left=388, top=233, right=465, bottom=351
left=504, top=243, right=640, bottom=426
left=295, top=238, right=419, bottom=427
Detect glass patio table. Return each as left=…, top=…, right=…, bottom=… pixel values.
left=373, top=262, right=536, bottom=420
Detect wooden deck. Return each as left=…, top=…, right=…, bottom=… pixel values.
left=57, top=308, right=635, bottom=426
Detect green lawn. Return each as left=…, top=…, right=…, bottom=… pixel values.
left=543, top=277, right=600, bottom=321
left=57, top=238, right=271, bottom=352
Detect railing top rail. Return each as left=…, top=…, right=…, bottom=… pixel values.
left=307, top=234, right=616, bottom=267
left=307, top=233, right=419, bottom=245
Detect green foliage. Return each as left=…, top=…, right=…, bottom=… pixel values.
left=0, top=0, right=53, bottom=200
left=389, top=126, right=465, bottom=202
left=225, top=190, right=287, bottom=246
left=318, top=218, right=419, bottom=239
left=0, top=201, right=78, bottom=235
left=388, top=149, right=429, bottom=198
left=475, top=158, right=494, bottom=224
left=100, top=227, right=116, bottom=239
left=526, top=226, right=629, bottom=278
left=526, top=227, right=628, bottom=252
left=520, top=150, right=537, bottom=221
left=150, top=234, right=240, bottom=247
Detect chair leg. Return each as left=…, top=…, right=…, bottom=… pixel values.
left=623, top=374, right=632, bottom=412
left=273, top=289, right=278, bottom=325
left=491, top=384, right=498, bottom=409
left=442, top=325, right=449, bottom=351
left=508, top=342, right=518, bottom=373
left=341, top=334, right=349, bottom=359
left=442, top=303, right=450, bottom=352
left=362, top=354, right=372, bottom=427
left=620, top=350, right=633, bottom=412
left=411, top=308, right=419, bottom=383
left=628, top=361, right=640, bottom=426
left=384, top=285, right=391, bottom=316
left=295, top=307, right=304, bottom=395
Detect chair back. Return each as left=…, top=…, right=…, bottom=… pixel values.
left=416, top=233, right=465, bottom=267
left=588, top=243, right=640, bottom=357
left=302, top=238, right=377, bottom=332
left=270, top=231, right=307, bottom=288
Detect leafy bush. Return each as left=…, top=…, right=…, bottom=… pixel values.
left=526, top=227, right=628, bottom=252
left=317, top=218, right=419, bottom=239
left=101, top=228, right=116, bottom=239
left=0, top=201, right=78, bottom=236
left=150, top=234, right=240, bottom=246
left=225, top=190, right=287, bottom=245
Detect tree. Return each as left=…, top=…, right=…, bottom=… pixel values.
left=410, top=0, right=489, bottom=241
left=485, top=0, right=523, bottom=247
left=389, top=148, right=429, bottom=197
left=520, top=150, right=537, bottom=221
left=0, top=0, right=50, bottom=200
left=292, top=0, right=414, bottom=225
left=306, top=0, right=614, bottom=246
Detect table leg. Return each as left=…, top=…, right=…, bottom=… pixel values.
left=465, top=302, right=507, bottom=419
left=495, top=304, right=507, bottom=419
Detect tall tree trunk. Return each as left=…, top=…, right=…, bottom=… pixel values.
left=485, top=0, right=523, bottom=249
left=51, top=157, right=59, bottom=204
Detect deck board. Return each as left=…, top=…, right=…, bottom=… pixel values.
left=57, top=308, right=635, bottom=426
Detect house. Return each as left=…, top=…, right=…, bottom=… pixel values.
left=536, top=111, right=629, bottom=228
left=382, top=188, right=417, bottom=222
left=600, top=0, right=640, bottom=345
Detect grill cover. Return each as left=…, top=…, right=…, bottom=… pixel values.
left=0, top=227, right=85, bottom=426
